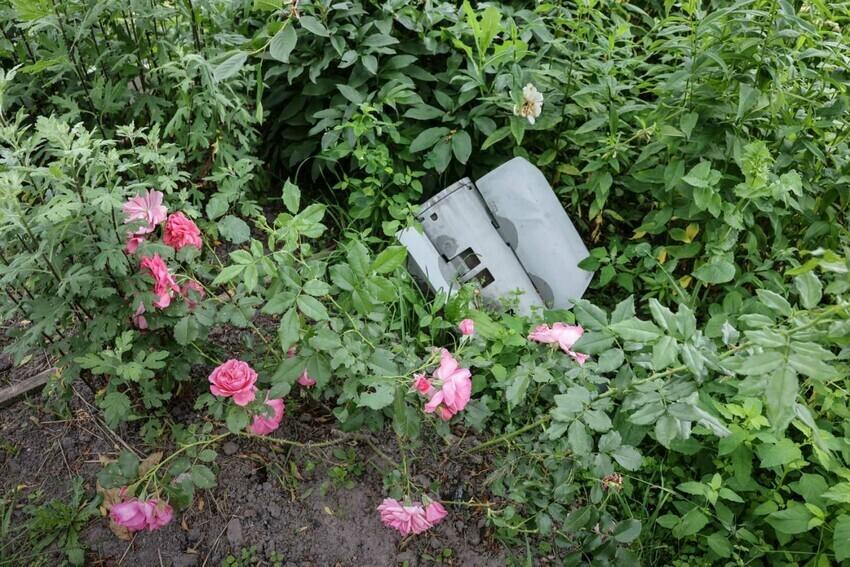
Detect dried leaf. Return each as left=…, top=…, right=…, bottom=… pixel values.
left=96, top=481, right=123, bottom=517
left=138, top=451, right=163, bottom=477
left=109, top=519, right=132, bottom=541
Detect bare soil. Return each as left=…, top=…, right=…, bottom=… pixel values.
left=0, top=373, right=511, bottom=567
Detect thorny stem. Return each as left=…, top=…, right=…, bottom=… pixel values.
left=134, top=433, right=229, bottom=493
left=191, top=342, right=222, bottom=365
left=231, top=429, right=351, bottom=449
left=441, top=500, right=496, bottom=508
left=136, top=430, right=351, bottom=494
left=465, top=416, right=551, bottom=455
left=131, top=426, right=389, bottom=497
left=347, top=433, right=398, bottom=468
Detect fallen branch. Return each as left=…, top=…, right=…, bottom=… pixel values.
left=0, top=367, right=57, bottom=408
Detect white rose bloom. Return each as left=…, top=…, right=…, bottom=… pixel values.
left=514, top=83, right=544, bottom=125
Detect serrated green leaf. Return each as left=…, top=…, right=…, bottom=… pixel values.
left=282, top=179, right=300, bottom=213
left=101, top=392, right=132, bottom=428
left=767, top=502, right=814, bottom=535
left=302, top=279, right=330, bottom=296
left=358, top=383, right=395, bottom=410
left=174, top=316, right=197, bottom=346
left=296, top=294, right=328, bottom=320
left=371, top=246, right=407, bottom=274
left=226, top=406, right=250, bottom=434
left=672, top=508, right=708, bottom=538
left=218, top=215, right=251, bottom=244
left=756, top=289, right=792, bottom=317
left=758, top=438, right=802, bottom=468
left=190, top=464, right=217, bottom=489
left=278, top=307, right=300, bottom=351
left=506, top=369, right=530, bottom=408
left=794, top=272, right=822, bottom=309
left=609, top=318, right=662, bottom=342
left=693, top=260, right=735, bottom=284
left=834, top=515, right=850, bottom=561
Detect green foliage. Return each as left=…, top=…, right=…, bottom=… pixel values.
left=2, top=0, right=850, bottom=564
left=23, top=478, right=100, bottom=566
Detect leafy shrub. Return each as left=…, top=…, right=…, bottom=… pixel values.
left=2, top=0, right=850, bottom=564
left=0, top=115, right=220, bottom=431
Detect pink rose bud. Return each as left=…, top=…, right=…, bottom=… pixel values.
left=249, top=397, right=285, bottom=436
left=297, top=369, right=316, bottom=388
left=163, top=212, right=202, bottom=251
left=125, top=235, right=145, bottom=254
left=458, top=319, right=474, bottom=336
left=413, top=374, right=432, bottom=394
left=208, top=359, right=258, bottom=406
left=146, top=499, right=174, bottom=531
left=425, top=501, right=448, bottom=525
left=180, top=280, right=205, bottom=310
left=132, top=301, right=148, bottom=330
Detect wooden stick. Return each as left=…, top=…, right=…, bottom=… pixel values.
left=0, top=367, right=57, bottom=408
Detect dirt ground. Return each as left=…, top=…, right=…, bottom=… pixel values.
left=0, top=373, right=512, bottom=566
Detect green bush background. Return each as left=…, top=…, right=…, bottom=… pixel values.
left=1, top=0, right=850, bottom=564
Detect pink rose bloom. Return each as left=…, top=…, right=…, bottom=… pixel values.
left=146, top=499, right=174, bottom=531
left=424, top=391, right=457, bottom=421
left=437, top=405, right=456, bottom=421
left=425, top=501, right=448, bottom=525
left=413, top=374, right=432, bottom=395
left=132, top=301, right=148, bottom=330
left=208, top=359, right=258, bottom=406
left=163, top=212, right=202, bottom=251
left=110, top=499, right=151, bottom=532
left=458, top=319, right=474, bottom=336
left=126, top=235, right=145, bottom=254
left=249, top=397, right=285, bottom=436
left=140, top=254, right=180, bottom=309
left=180, top=280, right=205, bottom=310
left=528, top=322, right=588, bottom=365
left=424, top=350, right=472, bottom=419
left=377, top=498, right=432, bottom=536
left=297, top=369, right=316, bottom=388
left=123, top=189, right=167, bottom=234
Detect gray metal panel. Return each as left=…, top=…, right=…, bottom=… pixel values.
left=476, top=157, right=593, bottom=308
left=396, top=226, right=454, bottom=295
left=416, top=178, right=543, bottom=315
